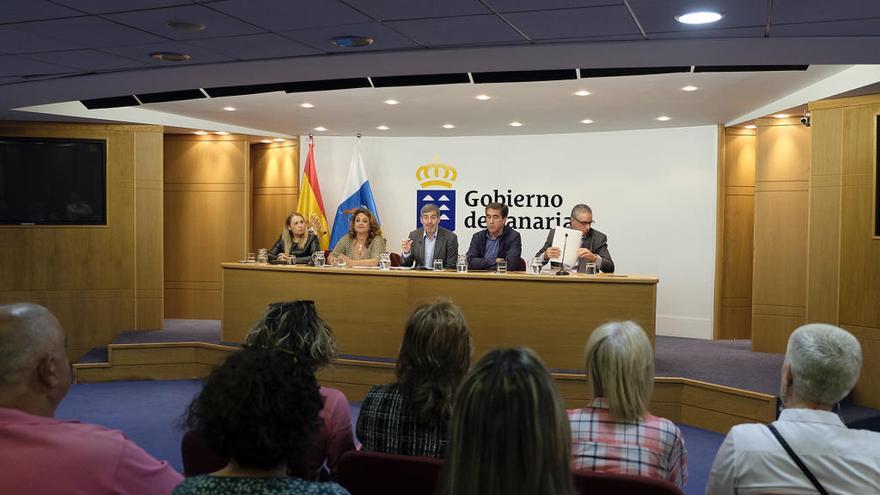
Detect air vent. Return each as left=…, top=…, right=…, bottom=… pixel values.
left=135, top=89, right=206, bottom=104
left=471, top=69, right=577, bottom=84
left=282, top=78, right=372, bottom=93
left=203, top=83, right=285, bottom=98
left=371, top=73, right=470, bottom=88
left=80, top=95, right=140, bottom=110
left=579, top=67, right=691, bottom=78
left=693, top=65, right=809, bottom=73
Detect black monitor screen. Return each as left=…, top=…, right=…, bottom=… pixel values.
left=0, top=137, right=107, bottom=225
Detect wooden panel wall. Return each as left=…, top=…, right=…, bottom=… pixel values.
left=0, top=122, right=163, bottom=360
left=164, top=135, right=250, bottom=319
left=808, top=95, right=880, bottom=408
left=752, top=117, right=811, bottom=352
left=251, top=141, right=299, bottom=252
left=715, top=127, right=756, bottom=340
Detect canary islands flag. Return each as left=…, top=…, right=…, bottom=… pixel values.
left=329, top=142, right=380, bottom=248
left=296, top=137, right=330, bottom=250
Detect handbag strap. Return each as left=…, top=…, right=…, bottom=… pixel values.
left=765, top=424, right=829, bottom=495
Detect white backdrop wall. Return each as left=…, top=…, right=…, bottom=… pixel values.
left=299, top=126, right=718, bottom=339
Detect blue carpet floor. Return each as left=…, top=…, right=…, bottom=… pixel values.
left=58, top=379, right=723, bottom=495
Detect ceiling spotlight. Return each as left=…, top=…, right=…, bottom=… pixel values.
left=273, top=138, right=285, bottom=142
left=376, top=125, right=390, bottom=131
left=475, top=94, right=491, bottom=101
left=442, top=124, right=455, bottom=129
left=313, top=126, right=328, bottom=132
left=166, top=20, right=205, bottom=32
left=215, top=131, right=229, bottom=135
left=261, top=139, right=273, bottom=143
left=745, top=125, right=757, bottom=129
left=574, top=90, right=591, bottom=96
left=681, top=85, right=698, bottom=92
left=150, top=52, right=191, bottom=62
left=223, top=106, right=236, bottom=111
left=675, top=11, right=723, bottom=24
left=300, top=103, right=314, bottom=109
left=656, top=116, right=671, bottom=121
left=773, top=113, right=790, bottom=119
left=509, top=121, right=523, bottom=127
left=580, top=119, right=594, bottom=124
left=331, top=35, right=374, bottom=48
left=384, top=99, right=399, bottom=105
left=193, top=130, right=208, bottom=135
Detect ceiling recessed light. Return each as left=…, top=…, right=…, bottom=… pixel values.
left=261, top=139, right=273, bottom=143
left=656, top=116, right=671, bottom=121
left=442, top=124, right=455, bottom=129
left=509, top=121, right=523, bottom=127
left=313, top=126, right=327, bottom=132
left=150, top=52, right=191, bottom=62
left=475, top=94, right=491, bottom=101
left=574, top=90, right=591, bottom=96
left=745, top=125, right=757, bottom=129
left=580, top=119, right=594, bottom=124
left=773, top=113, right=790, bottom=119
left=331, top=35, right=374, bottom=48
left=273, top=138, right=285, bottom=142
left=376, top=125, right=389, bottom=131
left=222, top=106, right=236, bottom=111
left=300, top=103, right=314, bottom=109
left=166, top=20, right=205, bottom=32
left=675, top=11, right=723, bottom=24
left=681, top=85, right=698, bottom=92
left=215, top=131, right=229, bottom=135
left=384, top=99, right=399, bottom=105
left=193, top=131, right=208, bottom=135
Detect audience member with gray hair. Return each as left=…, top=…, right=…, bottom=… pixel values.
left=707, top=323, right=880, bottom=494
left=0, top=303, right=183, bottom=495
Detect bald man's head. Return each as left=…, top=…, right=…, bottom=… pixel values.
left=0, top=303, right=71, bottom=416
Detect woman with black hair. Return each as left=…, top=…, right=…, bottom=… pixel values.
left=173, top=348, right=349, bottom=495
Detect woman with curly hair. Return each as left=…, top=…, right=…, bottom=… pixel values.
left=173, top=348, right=349, bottom=495
left=356, top=299, right=472, bottom=458
left=244, top=300, right=355, bottom=480
left=327, top=207, right=386, bottom=267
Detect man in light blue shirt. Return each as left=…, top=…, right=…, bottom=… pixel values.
left=401, top=204, right=458, bottom=269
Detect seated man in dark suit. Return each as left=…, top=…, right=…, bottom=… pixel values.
left=401, top=204, right=458, bottom=269
left=536, top=203, right=615, bottom=273
left=466, top=202, right=522, bottom=271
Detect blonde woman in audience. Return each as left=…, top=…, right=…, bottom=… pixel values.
left=569, top=321, right=687, bottom=488
left=268, top=212, right=319, bottom=264
left=439, top=347, right=574, bottom=495
left=357, top=300, right=472, bottom=458
left=328, top=207, right=385, bottom=267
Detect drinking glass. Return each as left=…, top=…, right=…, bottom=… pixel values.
left=286, top=255, right=294, bottom=266
left=456, top=254, right=468, bottom=273
left=246, top=252, right=256, bottom=264
left=312, top=251, right=325, bottom=268
left=379, top=252, right=391, bottom=270
left=530, top=257, right=543, bottom=275
left=496, top=259, right=507, bottom=274
left=336, top=255, right=347, bottom=268
left=257, top=248, right=269, bottom=265
left=433, top=259, right=444, bottom=271
left=585, top=262, right=598, bottom=275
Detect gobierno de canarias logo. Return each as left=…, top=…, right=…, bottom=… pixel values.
left=416, top=159, right=456, bottom=231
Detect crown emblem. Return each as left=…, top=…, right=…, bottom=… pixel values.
left=416, top=158, right=457, bottom=188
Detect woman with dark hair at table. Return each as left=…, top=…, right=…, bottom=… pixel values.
left=327, top=207, right=385, bottom=267
left=244, top=300, right=355, bottom=480
left=356, top=299, right=472, bottom=458
left=268, top=212, right=319, bottom=264
left=174, top=348, right=349, bottom=495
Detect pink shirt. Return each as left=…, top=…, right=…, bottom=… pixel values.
left=0, top=407, right=183, bottom=495
left=295, top=386, right=357, bottom=479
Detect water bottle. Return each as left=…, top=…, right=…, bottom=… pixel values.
left=379, top=252, right=391, bottom=270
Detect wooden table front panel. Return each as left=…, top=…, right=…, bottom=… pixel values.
left=222, top=265, right=657, bottom=371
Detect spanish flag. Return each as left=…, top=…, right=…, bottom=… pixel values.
left=297, top=136, right=330, bottom=250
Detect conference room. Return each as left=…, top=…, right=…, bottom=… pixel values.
left=1, top=1, right=879, bottom=494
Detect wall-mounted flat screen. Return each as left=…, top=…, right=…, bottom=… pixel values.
left=0, top=137, right=106, bottom=225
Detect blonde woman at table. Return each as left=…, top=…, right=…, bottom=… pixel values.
left=268, top=212, right=319, bottom=264
left=328, top=207, right=386, bottom=267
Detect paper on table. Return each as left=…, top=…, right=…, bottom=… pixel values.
left=549, top=227, right=582, bottom=267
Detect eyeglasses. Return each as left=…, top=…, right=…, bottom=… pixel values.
left=571, top=217, right=593, bottom=226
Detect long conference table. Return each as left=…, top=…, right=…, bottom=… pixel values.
left=221, top=263, right=658, bottom=371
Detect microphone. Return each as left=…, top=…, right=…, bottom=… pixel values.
left=555, top=232, right=570, bottom=276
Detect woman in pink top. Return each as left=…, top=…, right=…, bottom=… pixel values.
left=243, top=300, right=356, bottom=480
left=568, top=321, right=688, bottom=488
